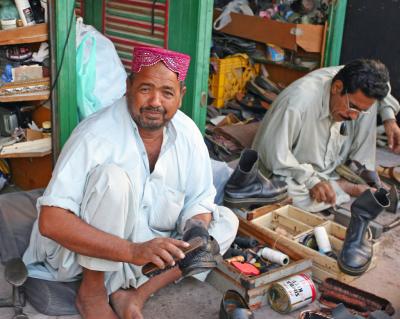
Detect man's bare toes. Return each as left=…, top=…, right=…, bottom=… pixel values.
left=76, top=294, right=118, bottom=319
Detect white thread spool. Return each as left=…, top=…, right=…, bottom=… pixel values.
left=314, top=226, right=332, bottom=254
left=14, top=0, right=36, bottom=26
left=259, top=247, right=290, bottom=266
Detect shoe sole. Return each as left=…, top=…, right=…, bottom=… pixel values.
left=223, top=193, right=288, bottom=208
left=337, top=257, right=371, bottom=277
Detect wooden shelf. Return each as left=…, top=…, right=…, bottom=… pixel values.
left=0, top=150, right=51, bottom=159
left=0, top=90, right=50, bottom=102
left=252, top=56, right=319, bottom=72
left=0, top=23, right=48, bottom=45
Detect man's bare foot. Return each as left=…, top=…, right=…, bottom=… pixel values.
left=76, top=287, right=118, bottom=319
left=110, top=288, right=145, bottom=319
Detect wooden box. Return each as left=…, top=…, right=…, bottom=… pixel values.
left=208, top=258, right=312, bottom=310
left=9, top=154, right=52, bottom=190
left=253, top=205, right=327, bottom=240
left=249, top=205, right=380, bottom=283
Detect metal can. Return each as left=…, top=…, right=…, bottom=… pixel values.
left=267, top=273, right=317, bottom=313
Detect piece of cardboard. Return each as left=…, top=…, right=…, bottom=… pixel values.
left=214, top=10, right=325, bottom=53
left=26, top=128, right=43, bottom=141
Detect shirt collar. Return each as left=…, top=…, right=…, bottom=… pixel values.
left=319, top=79, right=333, bottom=120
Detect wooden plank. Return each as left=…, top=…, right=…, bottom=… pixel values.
left=217, top=259, right=312, bottom=289
left=0, top=138, right=51, bottom=158
left=0, top=150, right=51, bottom=159
left=0, top=24, right=48, bottom=45
left=213, top=10, right=325, bottom=52
left=274, top=205, right=327, bottom=227
left=0, top=91, right=50, bottom=103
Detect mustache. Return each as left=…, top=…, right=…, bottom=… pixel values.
left=140, top=106, right=166, bottom=114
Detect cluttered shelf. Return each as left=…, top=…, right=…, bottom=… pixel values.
left=0, top=137, right=51, bottom=158
left=0, top=78, right=50, bottom=102
left=0, top=23, right=48, bottom=46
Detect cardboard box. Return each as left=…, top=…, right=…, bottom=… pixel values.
left=214, top=10, right=326, bottom=53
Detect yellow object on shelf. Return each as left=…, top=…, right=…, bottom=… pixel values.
left=209, top=54, right=259, bottom=108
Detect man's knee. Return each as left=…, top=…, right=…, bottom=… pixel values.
left=87, top=164, right=131, bottom=195
left=209, top=206, right=238, bottom=255
left=80, top=164, right=135, bottom=237
left=218, top=206, right=239, bottom=237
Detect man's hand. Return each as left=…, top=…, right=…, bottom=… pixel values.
left=309, top=181, right=336, bottom=205
left=384, top=119, right=400, bottom=153
left=131, top=238, right=189, bottom=269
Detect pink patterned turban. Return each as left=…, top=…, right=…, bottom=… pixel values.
left=131, top=46, right=191, bottom=81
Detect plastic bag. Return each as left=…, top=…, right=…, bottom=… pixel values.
left=76, top=18, right=127, bottom=120
left=0, top=0, right=19, bottom=20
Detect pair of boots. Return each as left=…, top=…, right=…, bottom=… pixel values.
left=224, top=149, right=288, bottom=208
left=339, top=188, right=390, bottom=276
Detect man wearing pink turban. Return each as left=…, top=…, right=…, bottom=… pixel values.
left=22, top=46, right=239, bottom=319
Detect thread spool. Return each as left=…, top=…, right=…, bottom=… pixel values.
left=314, top=226, right=332, bottom=254
left=258, top=247, right=290, bottom=266
left=268, top=273, right=317, bottom=313
left=14, top=0, right=36, bottom=26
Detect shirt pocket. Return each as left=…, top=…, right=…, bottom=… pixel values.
left=148, top=185, right=185, bottom=232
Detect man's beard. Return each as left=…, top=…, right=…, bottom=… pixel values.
left=132, top=106, right=169, bottom=130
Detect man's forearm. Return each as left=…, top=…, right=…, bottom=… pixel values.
left=39, top=205, right=136, bottom=264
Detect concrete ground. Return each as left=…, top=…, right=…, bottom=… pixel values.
left=0, top=148, right=399, bottom=319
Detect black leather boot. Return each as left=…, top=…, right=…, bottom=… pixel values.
left=338, top=188, right=390, bottom=276
left=224, top=149, right=288, bottom=208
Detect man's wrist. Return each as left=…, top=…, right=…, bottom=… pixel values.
left=128, top=242, right=139, bottom=264
left=380, top=106, right=396, bottom=122
left=305, top=176, right=321, bottom=190
left=383, top=119, right=396, bottom=126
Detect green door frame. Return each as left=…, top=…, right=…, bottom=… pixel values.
left=83, top=0, right=103, bottom=31
left=324, top=0, right=347, bottom=66
left=168, top=0, right=214, bottom=134
left=54, top=0, right=78, bottom=150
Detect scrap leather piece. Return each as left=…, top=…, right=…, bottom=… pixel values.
left=213, top=122, right=260, bottom=149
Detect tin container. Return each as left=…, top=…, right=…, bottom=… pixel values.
left=267, top=273, right=316, bottom=313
